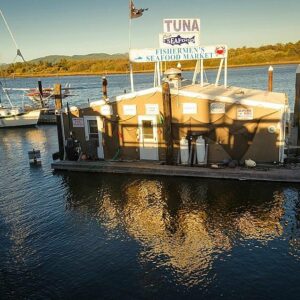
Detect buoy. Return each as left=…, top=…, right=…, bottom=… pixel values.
left=245, top=158, right=256, bottom=168
left=28, top=149, right=41, bottom=165
left=196, top=136, right=206, bottom=164
left=180, top=137, right=189, bottom=165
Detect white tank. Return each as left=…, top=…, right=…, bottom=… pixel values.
left=196, top=136, right=206, bottom=164
left=180, top=137, right=189, bottom=165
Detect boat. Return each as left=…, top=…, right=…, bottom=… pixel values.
left=25, top=84, right=72, bottom=103
left=0, top=83, right=40, bottom=128
left=0, top=106, right=40, bottom=128
left=4, top=83, right=74, bottom=106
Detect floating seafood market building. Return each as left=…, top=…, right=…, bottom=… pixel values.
left=54, top=18, right=289, bottom=167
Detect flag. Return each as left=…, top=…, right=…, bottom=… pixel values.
left=130, top=0, right=148, bottom=19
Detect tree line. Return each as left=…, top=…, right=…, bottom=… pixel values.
left=1, top=41, right=300, bottom=77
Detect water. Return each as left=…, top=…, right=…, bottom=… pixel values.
left=0, top=64, right=297, bottom=108
left=1, top=65, right=300, bottom=299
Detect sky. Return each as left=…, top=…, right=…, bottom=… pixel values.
left=0, top=0, right=300, bottom=63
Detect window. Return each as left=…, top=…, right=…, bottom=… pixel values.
left=88, top=120, right=98, bottom=140
left=142, top=120, right=154, bottom=139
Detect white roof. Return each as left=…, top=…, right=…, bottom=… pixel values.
left=178, top=84, right=287, bottom=109
left=113, top=84, right=287, bottom=110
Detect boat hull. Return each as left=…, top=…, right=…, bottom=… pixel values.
left=0, top=110, right=41, bottom=128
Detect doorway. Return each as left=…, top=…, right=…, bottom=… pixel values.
left=84, top=116, right=104, bottom=159
left=138, top=115, right=159, bottom=160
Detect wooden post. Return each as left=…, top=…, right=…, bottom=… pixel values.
left=65, top=102, right=73, bottom=138
left=162, top=82, right=173, bottom=165
left=38, top=80, right=44, bottom=108
left=294, top=65, right=300, bottom=147
left=268, top=66, right=273, bottom=92
left=102, top=76, right=108, bottom=100
left=56, top=114, right=65, bottom=160
left=54, top=84, right=62, bottom=111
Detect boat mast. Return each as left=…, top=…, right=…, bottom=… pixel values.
left=128, top=1, right=134, bottom=92
left=0, top=9, right=26, bottom=62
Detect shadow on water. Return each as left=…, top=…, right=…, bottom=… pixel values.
left=52, top=171, right=300, bottom=298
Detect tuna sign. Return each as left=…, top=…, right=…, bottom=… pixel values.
left=160, top=19, right=201, bottom=48
left=129, top=45, right=228, bottom=63
left=163, top=19, right=200, bottom=33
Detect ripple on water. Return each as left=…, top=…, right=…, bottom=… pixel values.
left=1, top=67, right=300, bottom=298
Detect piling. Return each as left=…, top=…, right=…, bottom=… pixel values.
left=54, top=84, right=64, bottom=159
left=56, top=114, right=65, bottom=160
left=38, top=80, right=45, bottom=108
left=294, top=65, right=300, bottom=147
left=162, top=81, right=173, bottom=165
left=268, top=66, right=273, bottom=92
left=102, top=76, right=108, bottom=100
left=54, top=84, right=62, bottom=110
left=66, top=102, right=73, bottom=138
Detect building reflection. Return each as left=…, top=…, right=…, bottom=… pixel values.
left=64, top=175, right=288, bottom=286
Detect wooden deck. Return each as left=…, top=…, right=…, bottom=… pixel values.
left=51, top=160, right=300, bottom=183
left=38, top=113, right=57, bottom=124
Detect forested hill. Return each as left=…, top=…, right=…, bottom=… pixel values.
left=29, top=53, right=127, bottom=64
left=1, top=41, right=300, bottom=77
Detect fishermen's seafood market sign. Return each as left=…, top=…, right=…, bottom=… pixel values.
left=130, top=18, right=227, bottom=63
left=129, top=45, right=228, bottom=63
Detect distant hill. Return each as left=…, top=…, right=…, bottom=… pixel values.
left=1, top=41, right=300, bottom=77
left=30, top=53, right=128, bottom=64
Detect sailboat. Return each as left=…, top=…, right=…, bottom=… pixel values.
left=0, top=9, right=40, bottom=127
left=0, top=82, right=40, bottom=128
left=3, top=83, right=74, bottom=107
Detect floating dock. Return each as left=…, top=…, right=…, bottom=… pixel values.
left=38, top=110, right=57, bottom=124
left=51, top=160, right=300, bottom=183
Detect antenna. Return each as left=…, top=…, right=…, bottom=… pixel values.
left=0, top=9, right=26, bottom=62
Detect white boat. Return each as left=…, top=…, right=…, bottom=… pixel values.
left=0, top=81, right=40, bottom=128
left=0, top=106, right=40, bottom=128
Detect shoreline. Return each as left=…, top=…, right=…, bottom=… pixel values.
left=2, top=61, right=300, bottom=79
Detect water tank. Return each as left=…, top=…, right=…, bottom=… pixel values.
left=196, top=136, right=206, bottom=164
left=180, top=137, right=189, bottom=165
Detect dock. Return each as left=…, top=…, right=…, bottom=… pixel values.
left=51, top=160, right=300, bottom=183
left=38, top=110, right=57, bottom=124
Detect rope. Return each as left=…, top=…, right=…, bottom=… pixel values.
left=112, top=147, right=120, bottom=160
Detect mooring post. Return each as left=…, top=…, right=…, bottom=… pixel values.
left=56, top=114, right=65, bottom=160
left=102, top=76, right=108, bottom=100
left=162, top=81, right=173, bottom=165
left=54, top=83, right=64, bottom=159
left=294, top=65, right=300, bottom=148
left=54, top=84, right=62, bottom=111
left=38, top=80, right=45, bottom=108
left=268, top=66, right=273, bottom=92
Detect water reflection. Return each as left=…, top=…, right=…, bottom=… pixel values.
left=63, top=174, right=295, bottom=287
left=0, top=127, right=48, bottom=155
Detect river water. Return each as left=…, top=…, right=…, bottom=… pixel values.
left=1, top=65, right=300, bottom=299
